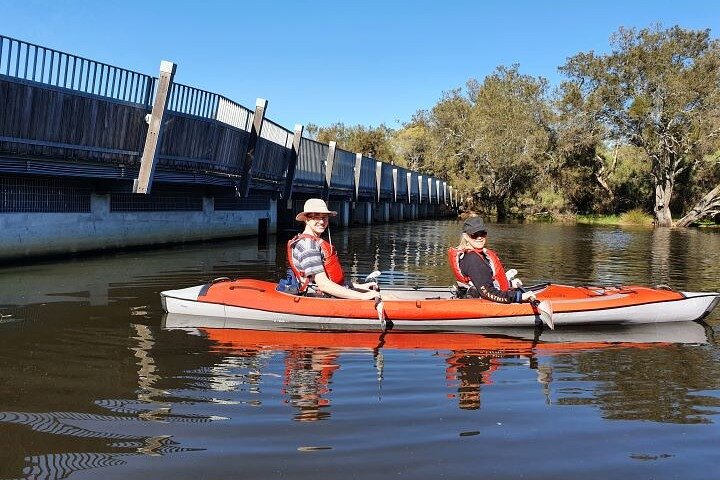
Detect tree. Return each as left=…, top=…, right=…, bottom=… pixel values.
left=560, top=25, right=720, bottom=226
left=554, top=82, right=618, bottom=213
left=425, top=66, right=552, bottom=219
left=305, top=122, right=398, bottom=163
left=393, top=114, right=431, bottom=171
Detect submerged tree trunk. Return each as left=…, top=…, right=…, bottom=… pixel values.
left=675, top=183, right=720, bottom=227
left=495, top=199, right=508, bottom=222
left=654, top=181, right=674, bottom=227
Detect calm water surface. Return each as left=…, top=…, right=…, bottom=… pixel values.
left=1, top=221, right=720, bottom=479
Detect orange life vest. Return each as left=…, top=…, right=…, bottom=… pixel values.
left=447, top=247, right=510, bottom=290
left=287, top=234, right=346, bottom=293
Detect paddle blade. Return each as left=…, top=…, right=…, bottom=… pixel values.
left=365, top=270, right=382, bottom=282
left=375, top=299, right=386, bottom=330
left=538, top=300, right=554, bottom=330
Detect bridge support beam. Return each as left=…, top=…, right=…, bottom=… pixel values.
left=238, top=98, right=268, bottom=197
left=134, top=60, right=176, bottom=194
left=352, top=201, right=373, bottom=225
left=373, top=202, right=390, bottom=223
left=282, top=124, right=304, bottom=201
left=329, top=200, right=350, bottom=227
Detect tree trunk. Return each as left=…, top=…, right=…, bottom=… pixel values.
left=496, top=199, right=508, bottom=221
left=654, top=181, right=673, bottom=227
left=675, top=182, right=720, bottom=227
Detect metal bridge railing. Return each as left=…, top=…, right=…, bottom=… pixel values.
left=216, top=96, right=253, bottom=131
left=0, top=34, right=453, bottom=199
left=0, top=34, right=156, bottom=105
left=260, top=118, right=293, bottom=147
left=167, top=82, right=220, bottom=119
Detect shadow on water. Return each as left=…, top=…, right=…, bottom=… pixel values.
left=1, top=221, right=720, bottom=479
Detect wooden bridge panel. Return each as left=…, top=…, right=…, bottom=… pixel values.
left=253, top=138, right=290, bottom=182
left=380, top=162, right=394, bottom=199
left=357, top=156, right=376, bottom=198
left=295, top=139, right=325, bottom=187
left=158, top=113, right=250, bottom=173
left=331, top=149, right=355, bottom=191
left=0, top=78, right=147, bottom=164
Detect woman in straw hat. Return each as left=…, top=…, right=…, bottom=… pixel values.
left=287, top=198, right=380, bottom=300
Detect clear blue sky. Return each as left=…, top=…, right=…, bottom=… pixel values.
left=2, top=0, right=718, bottom=131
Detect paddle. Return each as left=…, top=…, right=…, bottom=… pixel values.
left=534, top=299, right=555, bottom=330
left=511, top=270, right=554, bottom=329
left=364, top=270, right=386, bottom=330
left=364, top=270, right=382, bottom=285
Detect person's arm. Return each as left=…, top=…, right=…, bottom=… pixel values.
left=314, top=272, right=379, bottom=300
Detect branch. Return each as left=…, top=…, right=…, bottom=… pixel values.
left=675, top=182, right=720, bottom=227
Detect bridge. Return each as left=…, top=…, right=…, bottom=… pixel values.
left=0, top=34, right=457, bottom=262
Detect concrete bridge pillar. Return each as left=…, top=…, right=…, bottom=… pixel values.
left=373, top=202, right=390, bottom=223
left=419, top=203, right=428, bottom=218
left=329, top=200, right=350, bottom=227
left=91, top=193, right=110, bottom=218
left=269, top=198, right=278, bottom=233
left=352, top=201, right=373, bottom=225
left=402, top=204, right=412, bottom=220
left=396, top=203, right=404, bottom=221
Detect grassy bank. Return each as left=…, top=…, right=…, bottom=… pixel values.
left=575, top=209, right=654, bottom=226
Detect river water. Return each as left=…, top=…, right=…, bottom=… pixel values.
left=1, top=220, right=720, bottom=479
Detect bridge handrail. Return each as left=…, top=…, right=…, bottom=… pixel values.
left=260, top=117, right=293, bottom=147
left=0, top=34, right=455, bottom=200
left=168, top=82, right=292, bottom=149
left=0, top=34, right=156, bottom=106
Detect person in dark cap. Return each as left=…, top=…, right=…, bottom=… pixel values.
left=448, top=216, right=536, bottom=303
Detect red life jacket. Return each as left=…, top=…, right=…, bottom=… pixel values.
left=287, top=234, right=346, bottom=293
left=447, top=247, right=510, bottom=290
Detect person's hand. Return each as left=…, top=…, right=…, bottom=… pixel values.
left=521, top=291, right=536, bottom=302
left=353, top=281, right=379, bottom=291
left=360, top=290, right=381, bottom=301
left=511, top=278, right=523, bottom=288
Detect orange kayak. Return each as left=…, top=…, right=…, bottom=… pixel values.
left=160, top=279, right=720, bottom=329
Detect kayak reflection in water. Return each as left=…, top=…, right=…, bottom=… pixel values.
left=448, top=216, right=537, bottom=304
left=286, top=198, right=380, bottom=300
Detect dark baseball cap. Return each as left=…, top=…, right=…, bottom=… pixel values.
left=463, top=216, right=488, bottom=235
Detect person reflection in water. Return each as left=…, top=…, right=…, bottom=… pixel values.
left=283, top=348, right=340, bottom=421
left=445, top=352, right=500, bottom=410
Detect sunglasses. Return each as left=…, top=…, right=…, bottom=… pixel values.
left=468, top=231, right=487, bottom=240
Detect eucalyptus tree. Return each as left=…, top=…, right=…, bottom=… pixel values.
left=305, top=122, right=398, bottom=163
left=393, top=114, right=432, bottom=171
left=559, top=25, right=720, bottom=226
left=425, top=66, right=552, bottom=219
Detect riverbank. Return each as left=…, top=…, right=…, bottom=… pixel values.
left=575, top=209, right=654, bottom=226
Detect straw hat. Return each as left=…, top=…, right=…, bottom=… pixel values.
left=295, top=198, right=338, bottom=221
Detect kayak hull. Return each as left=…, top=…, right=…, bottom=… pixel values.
left=160, top=280, right=720, bottom=330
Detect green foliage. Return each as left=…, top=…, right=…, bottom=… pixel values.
left=392, top=115, right=431, bottom=170
left=619, top=209, right=654, bottom=225
left=419, top=66, right=552, bottom=219
left=305, top=122, right=398, bottom=163
left=559, top=25, right=720, bottom=225
left=574, top=209, right=653, bottom=226
left=305, top=24, right=720, bottom=227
